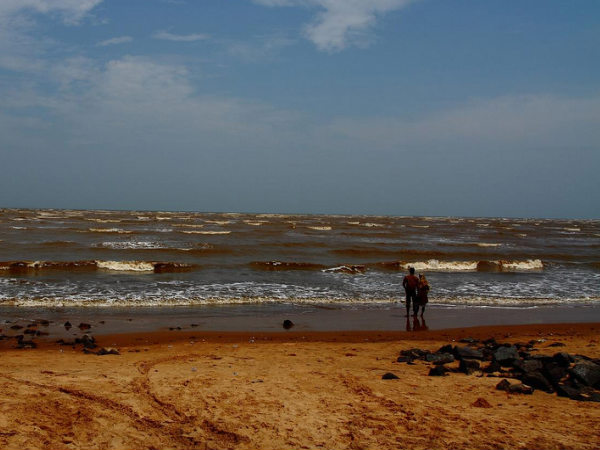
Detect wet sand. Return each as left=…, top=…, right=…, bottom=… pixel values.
left=0, top=322, right=599, bottom=449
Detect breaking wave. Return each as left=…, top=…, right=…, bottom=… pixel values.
left=0, top=260, right=196, bottom=273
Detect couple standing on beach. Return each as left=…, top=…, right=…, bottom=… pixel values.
left=402, top=267, right=429, bottom=317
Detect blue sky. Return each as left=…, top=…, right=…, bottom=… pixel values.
left=1, top=0, right=599, bottom=218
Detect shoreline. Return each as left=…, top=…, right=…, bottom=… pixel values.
left=1, top=304, right=599, bottom=340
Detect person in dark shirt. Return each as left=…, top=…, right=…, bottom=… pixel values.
left=402, top=267, right=419, bottom=317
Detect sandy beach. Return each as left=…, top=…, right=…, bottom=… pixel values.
left=1, top=322, right=599, bottom=450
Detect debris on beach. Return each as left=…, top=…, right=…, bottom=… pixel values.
left=395, top=338, right=600, bottom=402
left=283, top=319, right=294, bottom=329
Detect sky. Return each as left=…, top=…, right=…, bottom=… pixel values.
left=0, top=0, right=599, bottom=218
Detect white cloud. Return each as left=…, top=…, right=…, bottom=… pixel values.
left=324, top=94, right=600, bottom=151
left=0, top=0, right=103, bottom=72
left=153, top=31, right=210, bottom=42
left=0, top=0, right=103, bottom=24
left=227, top=35, right=295, bottom=61
left=97, top=36, right=133, bottom=47
left=253, top=0, right=416, bottom=52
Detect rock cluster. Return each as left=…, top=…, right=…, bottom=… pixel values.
left=396, top=337, right=600, bottom=402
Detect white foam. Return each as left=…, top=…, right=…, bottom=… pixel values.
left=307, top=226, right=332, bottom=231
left=204, top=220, right=232, bottom=225
left=86, top=218, right=122, bottom=223
left=181, top=230, right=231, bottom=235
left=88, top=228, right=133, bottom=234
left=173, top=224, right=205, bottom=228
left=405, top=260, right=479, bottom=271
left=98, top=241, right=164, bottom=250
left=96, top=260, right=155, bottom=272
left=500, top=259, right=544, bottom=271
left=476, top=243, right=501, bottom=247
left=360, top=223, right=384, bottom=227
left=564, top=227, right=581, bottom=232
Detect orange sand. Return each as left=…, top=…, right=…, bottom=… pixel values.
left=0, top=323, right=599, bottom=450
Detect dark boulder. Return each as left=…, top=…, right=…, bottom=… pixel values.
left=437, top=344, right=453, bottom=354
left=556, top=383, right=600, bottom=402
left=97, top=347, right=120, bottom=356
left=552, top=352, right=573, bottom=367
left=569, top=362, right=600, bottom=388
left=10, top=325, right=23, bottom=330
left=483, top=361, right=502, bottom=373
left=496, top=379, right=533, bottom=394
left=454, top=346, right=484, bottom=361
left=282, top=319, right=294, bottom=330
left=521, top=370, right=554, bottom=393
left=64, top=321, right=72, bottom=330
left=75, top=334, right=97, bottom=349
left=459, top=337, right=479, bottom=344
left=78, top=323, right=91, bottom=330
left=482, top=338, right=499, bottom=350
left=396, top=355, right=414, bottom=364
left=401, top=348, right=430, bottom=359
left=425, top=353, right=455, bottom=365
left=548, top=342, right=566, bottom=347
left=521, top=359, right=544, bottom=373
left=543, top=362, right=568, bottom=384
left=493, top=345, right=519, bottom=365
left=382, top=372, right=399, bottom=380
left=459, top=359, right=481, bottom=375
left=428, top=366, right=448, bottom=376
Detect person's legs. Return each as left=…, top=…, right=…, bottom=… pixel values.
left=405, top=291, right=412, bottom=316
left=420, top=304, right=425, bottom=316
left=412, top=295, right=419, bottom=316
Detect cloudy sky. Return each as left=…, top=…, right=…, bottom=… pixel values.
left=1, top=0, right=599, bottom=218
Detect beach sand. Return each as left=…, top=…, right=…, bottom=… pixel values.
left=0, top=322, right=599, bottom=449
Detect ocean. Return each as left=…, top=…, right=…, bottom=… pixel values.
left=0, top=208, right=598, bottom=308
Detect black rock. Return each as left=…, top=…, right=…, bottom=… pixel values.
left=496, top=379, right=533, bottom=394
left=493, top=345, right=519, bottom=365
left=482, top=338, right=499, bottom=350
left=569, top=362, right=600, bottom=388
left=508, top=383, right=534, bottom=395
left=396, top=356, right=414, bottom=363
left=521, top=370, right=554, bottom=393
left=496, top=379, right=511, bottom=391
left=555, top=383, right=600, bottom=402
left=454, top=346, right=484, bottom=361
left=75, top=334, right=97, bottom=349
left=78, top=323, right=91, bottom=331
left=428, top=366, right=448, bottom=376
left=64, top=321, right=72, bottom=330
left=521, top=359, right=544, bottom=373
left=16, top=340, right=37, bottom=349
left=36, top=320, right=50, bottom=326
left=552, top=352, right=572, bottom=368
left=382, top=372, right=399, bottom=380
left=425, top=353, right=455, bottom=365
left=24, top=328, right=37, bottom=335
left=459, top=337, right=479, bottom=344
left=437, top=344, right=453, bottom=354
left=400, top=348, right=430, bottom=359
left=483, top=361, right=502, bottom=373
left=97, top=347, right=120, bottom=356
left=10, top=325, right=23, bottom=330
left=282, top=319, right=294, bottom=330
left=548, top=342, right=566, bottom=347
left=543, top=362, right=568, bottom=384
left=459, top=358, right=481, bottom=375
